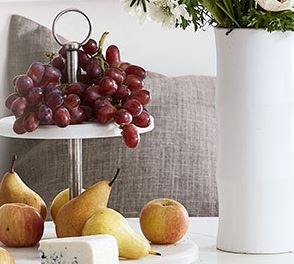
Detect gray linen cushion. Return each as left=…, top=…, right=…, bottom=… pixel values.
left=7, top=15, right=218, bottom=218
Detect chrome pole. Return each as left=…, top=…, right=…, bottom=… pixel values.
left=52, top=9, right=92, bottom=199
left=68, top=138, right=83, bottom=199
left=65, top=41, right=83, bottom=199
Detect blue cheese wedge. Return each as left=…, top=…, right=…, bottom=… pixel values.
left=38, top=235, right=119, bottom=264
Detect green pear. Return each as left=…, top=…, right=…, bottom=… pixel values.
left=82, top=208, right=159, bottom=259
left=55, top=169, right=120, bottom=238
left=0, top=155, right=47, bottom=220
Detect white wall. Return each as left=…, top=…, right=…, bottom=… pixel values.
left=0, top=0, right=216, bottom=174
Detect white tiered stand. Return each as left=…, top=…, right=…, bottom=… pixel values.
left=0, top=115, right=199, bottom=264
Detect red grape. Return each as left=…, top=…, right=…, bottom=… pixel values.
left=119, top=62, right=131, bottom=71
left=80, top=105, right=93, bottom=121
left=78, top=74, right=91, bottom=85
left=53, top=107, right=71, bottom=127
left=26, top=62, right=45, bottom=86
left=13, top=116, right=26, bottom=134
left=69, top=107, right=86, bottom=124
left=23, top=112, right=39, bottom=132
left=51, top=55, right=65, bottom=71
left=82, top=39, right=98, bottom=55
left=93, top=97, right=112, bottom=113
left=121, top=124, right=140, bottom=148
left=83, top=85, right=101, bottom=106
left=44, top=84, right=62, bottom=98
left=78, top=50, right=90, bottom=70
left=133, top=110, right=151, bottom=128
left=130, top=89, right=151, bottom=105
left=61, top=68, right=68, bottom=84
left=46, top=92, right=64, bottom=109
left=64, top=94, right=81, bottom=109
left=10, top=97, right=28, bottom=117
left=37, top=104, right=53, bottom=124
left=15, top=75, right=34, bottom=96
left=65, top=82, right=85, bottom=96
left=114, top=109, right=132, bottom=125
left=106, top=45, right=121, bottom=67
left=123, top=99, right=143, bottom=117
left=125, top=74, right=144, bottom=91
left=5, top=93, right=19, bottom=109
left=12, top=75, right=19, bottom=86
left=27, top=87, right=43, bottom=105
left=78, top=73, right=91, bottom=85
left=105, top=68, right=126, bottom=85
left=59, top=46, right=67, bottom=58
left=113, top=85, right=131, bottom=101
left=92, top=77, right=102, bottom=85
left=95, top=104, right=116, bottom=124
left=86, top=58, right=102, bottom=79
left=125, top=65, right=146, bottom=79
left=40, top=65, right=61, bottom=86
left=98, top=77, right=118, bottom=96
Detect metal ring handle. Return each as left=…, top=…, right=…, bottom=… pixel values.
left=52, top=8, right=92, bottom=47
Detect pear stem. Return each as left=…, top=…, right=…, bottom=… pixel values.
left=108, top=168, right=120, bottom=187
left=149, top=250, right=161, bottom=256
left=10, top=155, right=17, bottom=173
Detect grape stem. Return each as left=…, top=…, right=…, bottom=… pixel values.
left=98, top=32, right=109, bottom=54
left=95, top=32, right=109, bottom=72
left=45, top=52, right=55, bottom=62
left=98, top=57, right=108, bottom=72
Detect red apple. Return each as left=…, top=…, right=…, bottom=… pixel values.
left=139, top=198, right=189, bottom=244
left=0, top=203, right=44, bottom=247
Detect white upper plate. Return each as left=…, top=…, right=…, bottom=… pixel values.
left=0, top=116, right=154, bottom=139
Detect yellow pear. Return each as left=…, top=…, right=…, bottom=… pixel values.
left=50, top=188, right=85, bottom=222
left=55, top=169, right=120, bottom=238
left=0, top=247, right=15, bottom=264
left=82, top=208, right=160, bottom=259
left=0, top=155, right=47, bottom=220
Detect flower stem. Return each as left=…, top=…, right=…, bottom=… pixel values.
left=216, top=2, right=241, bottom=27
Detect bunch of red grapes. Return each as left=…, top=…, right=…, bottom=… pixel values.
left=5, top=36, right=152, bottom=148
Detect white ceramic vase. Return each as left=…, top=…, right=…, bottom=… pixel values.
left=215, top=28, right=294, bottom=254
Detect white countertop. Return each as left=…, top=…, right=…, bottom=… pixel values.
left=4, top=217, right=294, bottom=263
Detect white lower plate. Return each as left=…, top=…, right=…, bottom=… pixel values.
left=4, top=221, right=199, bottom=264
left=121, top=238, right=198, bottom=264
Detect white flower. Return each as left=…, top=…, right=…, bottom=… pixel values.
left=120, top=0, right=147, bottom=23
left=147, top=0, right=191, bottom=29
left=256, top=0, right=294, bottom=11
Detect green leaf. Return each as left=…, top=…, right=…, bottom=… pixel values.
left=243, top=9, right=294, bottom=32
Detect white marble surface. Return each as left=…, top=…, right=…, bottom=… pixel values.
left=4, top=217, right=294, bottom=264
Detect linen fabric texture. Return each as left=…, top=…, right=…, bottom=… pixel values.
left=7, top=15, right=218, bottom=218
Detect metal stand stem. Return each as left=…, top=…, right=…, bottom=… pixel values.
left=66, top=42, right=82, bottom=199
left=65, top=42, right=79, bottom=83
left=52, top=9, right=92, bottom=200
left=68, top=139, right=83, bottom=199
